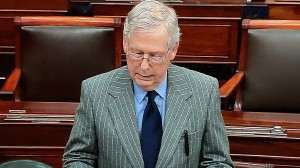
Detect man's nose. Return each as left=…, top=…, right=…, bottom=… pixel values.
left=140, top=55, right=151, bottom=70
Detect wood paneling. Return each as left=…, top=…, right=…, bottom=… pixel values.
left=0, top=0, right=69, bottom=52
left=266, top=0, right=300, bottom=19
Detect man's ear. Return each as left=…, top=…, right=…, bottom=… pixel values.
left=169, top=42, right=179, bottom=60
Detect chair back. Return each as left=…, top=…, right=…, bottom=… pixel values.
left=14, top=16, right=121, bottom=102
left=238, top=19, right=300, bottom=112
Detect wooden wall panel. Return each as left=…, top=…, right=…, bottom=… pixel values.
left=266, top=0, right=300, bottom=19
left=175, top=19, right=239, bottom=63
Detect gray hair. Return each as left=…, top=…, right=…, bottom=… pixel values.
left=123, top=0, right=181, bottom=49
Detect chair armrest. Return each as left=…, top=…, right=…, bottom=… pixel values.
left=0, top=68, right=21, bottom=94
left=219, top=71, right=244, bottom=98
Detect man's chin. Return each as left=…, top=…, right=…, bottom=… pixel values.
left=136, top=81, right=155, bottom=91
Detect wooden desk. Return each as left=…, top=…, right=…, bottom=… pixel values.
left=1, top=101, right=300, bottom=167
left=223, top=111, right=300, bottom=167
left=0, top=101, right=77, bottom=167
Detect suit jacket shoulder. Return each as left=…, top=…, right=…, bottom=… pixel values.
left=167, top=64, right=219, bottom=94
left=82, top=66, right=131, bottom=97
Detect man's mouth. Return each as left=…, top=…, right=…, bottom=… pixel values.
left=139, top=74, right=152, bottom=80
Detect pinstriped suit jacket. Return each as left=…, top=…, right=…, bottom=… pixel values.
left=63, top=64, right=233, bottom=168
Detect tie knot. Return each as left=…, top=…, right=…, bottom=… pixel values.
left=147, top=91, right=158, bottom=101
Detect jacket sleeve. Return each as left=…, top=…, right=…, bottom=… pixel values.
left=63, top=81, right=98, bottom=168
left=199, top=79, right=234, bottom=168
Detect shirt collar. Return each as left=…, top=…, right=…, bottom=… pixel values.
left=133, top=73, right=167, bottom=104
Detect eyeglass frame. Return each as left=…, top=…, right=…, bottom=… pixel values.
left=125, top=46, right=170, bottom=65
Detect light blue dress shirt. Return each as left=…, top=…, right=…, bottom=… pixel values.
left=133, top=74, right=167, bottom=135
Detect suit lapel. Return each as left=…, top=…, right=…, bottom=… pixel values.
left=107, top=67, right=144, bottom=168
left=156, top=64, right=193, bottom=168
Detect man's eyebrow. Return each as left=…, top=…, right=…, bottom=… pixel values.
left=128, top=48, right=142, bottom=52
left=129, top=48, right=165, bottom=54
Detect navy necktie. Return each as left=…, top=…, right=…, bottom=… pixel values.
left=140, top=91, right=163, bottom=168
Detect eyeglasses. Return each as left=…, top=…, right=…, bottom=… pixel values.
left=126, top=49, right=169, bottom=65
